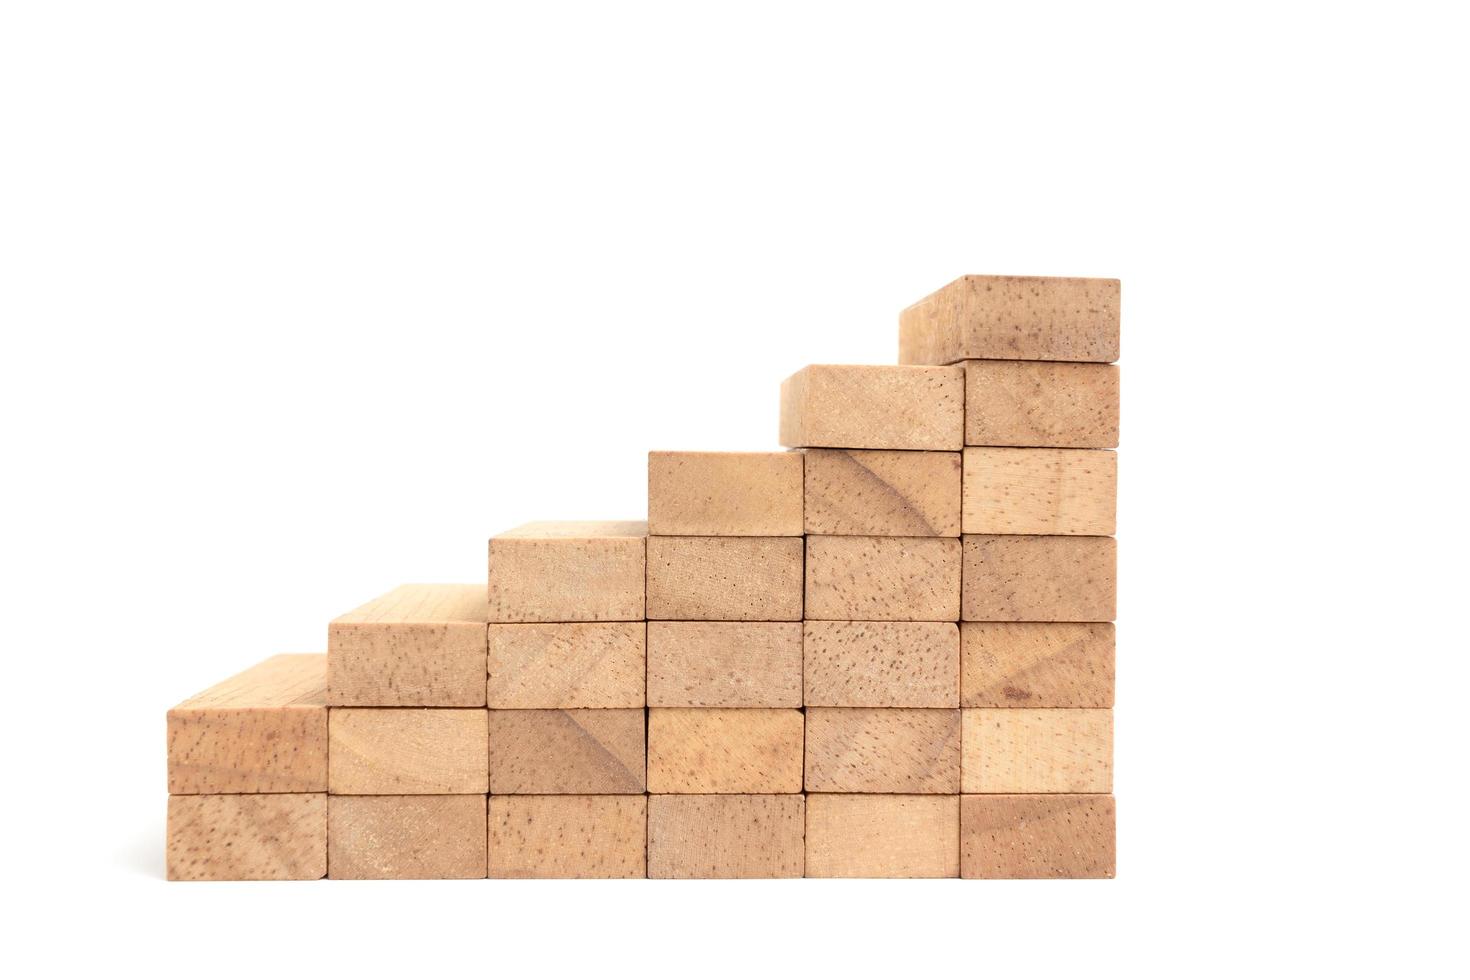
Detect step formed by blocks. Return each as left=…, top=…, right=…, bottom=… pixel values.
left=805, top=535, right=960, bottom=621
left=803, top=621, right=960, bottom=708
left=487, top=521, right=647, bottom=623
left=961, top=794, right=1115, bottom=879
left=648, top=451, right=803, bottom=536
left=328, top=584, right=489, bottom=707
left=900, top=275, right=1120, bottom=365
left=780, top=364, right=964, bottom=451
left=805, top=794, right=960, bottom=878
left=646, top=536, right=803, bottom=621
left=167, top=793, right=326, bottom=881
left=487, top=622, right=645, bottom=708
left=488, top=795, right=647, bottom=879
left=647, top=621, right=802, bottom=708
left=963, top=447, right=1116, bottom=536
left=328, top=708, right=488, bottom=795
left=961, top=708, right=1112, bottom=793
left=962, top=534, right=1116, bottom=622
left=804, top=707, right=961, bottom=793
left=647, top=708, right=805, bottom=793
left=327, top=794, right=488, bottom=879
left=961, top=622, right=1114, bottom=708
left=486, top=709, right=646, bottom=794
left=803, top=449, right=961, bottom=536
left=965, top=359, right=1119, bottom=448
left=647, top=794, right=805, bottom=879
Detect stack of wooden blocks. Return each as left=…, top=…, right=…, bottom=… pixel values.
left=165, top=273, right=1119, bottom=880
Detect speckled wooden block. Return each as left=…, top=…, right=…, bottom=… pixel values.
left=328, top=584, right=489, bottom=707
left=167, top=654, right=327, bottom=794
left=648, top=451, right=803, bottom=536
left=487, top=709, right=646, bottom=794
left=166, top=793, right=326, bottom=881
left=646, top=536, right=804, bottom=621
left=961, top=708, right=1112, bottom=793
left=965, top=360, right=1119, bottom=448
left=648, top=708, right=805, bottom=793
left=780, top=364, right=964, bottom=451
left=803, top=449, right=961, bottom=536
left=804, top=708, right=960, bottom=793
left=962, top=535, right=1116, bottom=622
left=963, top=447, right=1116, bottom=535
left=488, top=795, right=647, bottom=879
left=647, top=794, right=805, bottom=879
left=487, top=622, right=645, bottom=708
left=803, top=621, right=959, bottom=708
left=805, top=535, right=960, bottom=621
left=647, top=622, right=802, bottom=707
left=961, top=793, right=1115, bottom=879
left=487, top=521, right=647, bottom=623
left=805, top=794, right=960, bottom=878
left=328, top=708, right=488, bottom=795
left=962, top=622, right=1114, bottom=708
left=327, top=794, right=487, bottom=879
left=899, top=275, right=1120, bottom=365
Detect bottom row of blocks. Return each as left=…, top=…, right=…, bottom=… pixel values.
left=167, top=792, right=1115, bottom=880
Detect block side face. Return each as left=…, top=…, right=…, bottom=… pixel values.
left=804, top=794, right=960, bottom=878
left=331, top=584, right=490, bottom=626
left=802, top=621, right=960, bottom=708
left=167, top=793, right=326, bottom=881
left=962, top=447, right=1117, bottom=536
left=804, top=535, right=960, bottom=621
left=962, top=534, right=1116, bottom=622
left=647, top=708, right=805, bottom=793
left=488, top=795, right=647, bottom=879
left=647, top=451, right=804, bottom=536
left=803, top=449, right=961, bottom=536
left=900, top=275, right=1120, bottom=364
left=960, top=793, right=1115, bottom=879
left=647, top=794, right=805, bottom=879
left=646, top=621, right=802, bottom=707
left=803, top=708, right=961, bottom=793
left=487, top=622, right=645, bottom=708
left=782, top=365, right=964, bottom=451
left=961, top=708, right=1113, bottom=793
left=487, top=709, right=646, bottom=794
left=327, top=621, right=488, bottom=707
left=487, top=535, right=646, bottom=623
left=173, top=653, right=327, bottom=710
left=328, top=708, right=489, bottom=795
left=961, top=622, right=1114, bottom=708
left=168, top=704, right=328, bottom=794
left=965, top=360, right=1119, bottom=448
left=327, top=794, right=487, bottom=879
left=645, top=536, right=804, bottom=621
left=778, top=369, right=811, bottom=449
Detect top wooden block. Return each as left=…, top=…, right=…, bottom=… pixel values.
left=900, top=275, right=1120, bottom=364
left=780, top=365, right=964, bottom=451
left=648, top=451, right=803, bottom=536
left=487, top=521, right=647, bottom=622
left=328, top=584, right=489, bottom=707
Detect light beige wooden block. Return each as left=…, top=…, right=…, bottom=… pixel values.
left=487, top=521, right=646, bottom=623
left=487, top=709, right=645, bottom=794
left=965, top=359, right=1119, bottom=448
left=167, top=793, right=326, bottom=881
left=962, top=622, right=1114, bottom=708
left=803, top=622, right=959, bottom=708
left=488, top=795, right=647, bottom=879
left=963, top=447, right=1116, bottom=535
left=805, top=535, right=960, bottom=621
left=805, top=794, right=960, bottom=878
left=327, top=794, right=487, bottom=879
left=647, top=622, right=801, bottom=707
left=780, top=364, right=964, bottom=451
left=962, top=708, right=1112, bottom=793
left=962, top=534, right=1116, bottom=622
left=487, top=622, right=645, bottom=708
left=803, top=449, right=960, bottom=536
left=167, top=654, right=327, bottom=794
left=328, top=708, right=488, bottom=795
left=328, top=584, right=488, bottom=707
left=900, top=275, right=1120, bottom=364
left=804, top=708, right=960, bottom=793
left=961, top=794, right=1115, bottom=879
left=647, top=794, right=805, bottom=878
left=646, top=536, right=803, bottom=621
left=648, top=451, right=803, bottom=536
left=647, top=708, right=804, bottom=793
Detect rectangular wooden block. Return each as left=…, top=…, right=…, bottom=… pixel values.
left=648, top=451, right=803, bottom=536
left=487, top=622, right=645, bottom=708
left=647, top=794, right=805, bottom=878
left=965, top=359, right=1119, bottom=448
left=487, top=521, right=646, bottom=623
left=805, top=535, right=960, bottom=621
left=488, top=795, right=647, bottom=879
left=963, top=447, right=1116, bottom=535
left=805, top=794, right=960, bottom=878
left=962, top=708, right=1112, bottom=793
left=961, top=794, right=1115, bottom=879
left=328, top=708, right=488, bottom=794
left=803, top=449, right=960, bottom=536
left=328, top=584, right=488, bottom=707
left=803, top=621, right=959, bottom=708
left=900, top=275, right=1120, bottom=365
left=167, top=654, right=327, bottom=794
left=647, top=708, right=804, bottom=793
left=646, top=536, right=803, bottom=621
left=167, top=793, right=326, bottom=881
left=327, top=794, right=487, bottom=879
left=487, top=709, right=646, bottom=794
left=780, top=364, right=964, bottom=451
left=804, top=708, right=960, bottom=793
left=647, top=621, right=801, bottom=707
left=962, top=534, right=1116, bottom=621
left=962, top=622, right=1114, bottom=708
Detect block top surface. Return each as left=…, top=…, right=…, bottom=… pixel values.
left=900, top=274, right=1120, bottom=364
left=171, top=653, right=326, bottom=711
left=495, top=520, right=649, bottom=540
left=331, top=583, right=489, bottom=626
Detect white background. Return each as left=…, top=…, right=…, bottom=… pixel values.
left=3, top=1, right=1466, bottom=975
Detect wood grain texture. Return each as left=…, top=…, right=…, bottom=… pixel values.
left=965, top=359, right=1119, bottom=448
left=328, top=584, right=489, bottom=707
left=168, top=654, right=327, bottom=794
left=328, top=708, right=488, bottom=794
left=488, top=795, right=647, bottom=879
left=487, top=622, right=645, bottom=708
left=803, top=621, right=960, bottom=708
left=647, top=621, right=801, bottom=708
left=327, top=794, right=487, bottom=879
left=803, top=449, right=960, bottom=536
left=805, top=535, right=960, bottom=621
left=963, top=447, right=1116, bottom=535
left=804, top=794, right=960, bottom=878
left=647, top=708, right=804, bottom=793
left=487, top=709, right=646, bottom=794
left=899, top=275, right=1120, bottom=365
left=646, top=536, right=803, bottom=621
left=961, top=794, right=1115, bottom=879
left=962, top=622, right=1114, bottom=708
left=962, top=534, right=1116, bottom=622
left=961, top=708, right=1112, bottom=793
left=804, top=708, right=961, bottom=793
left=487, top=521, right=647, bottom=623
left=780, top=364, right=964, bottom=451
left=647, top=794, right=805, bottom=879
left=648, top=451, right=803, bottom=536
left=167, top=793, right=326, bottom=881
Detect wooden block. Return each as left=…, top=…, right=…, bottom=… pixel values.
left=805, top=794, right=960, bottom=878
left=899, top=275, right=1120, bottom=365
left=803, top=622, right=959, bottom=708
left=647, top=794, right=804, bottom=878
left=780, top=364, right=964, bottom=451
left=965, top=359, right=1119, bottom=448
left=962, top=708, right=1112, bottom=793
left=803, top=449, right=960, bottom=536
left=961, top=794, right=1115, bottom=879
left=167, top=654, right=327, bottom=794
left=487, top=521, right=646, bottom=623
left=488, top=795, right=646, bottom=879
left=487, top=622, right=644, bottom=708
left=962, top=622, right=1114, bottom=708
left=327, top=794, right=487, bottom=879
left=487, top=709, right=645, bottom=794
left=804, top=708, right=960, bottom=793
left=805, top=535, right=960, bottom=621
left=167, top=793, right=326, bottom=881
left=648, top=451, right=803, bottom=536
left=647, top=622, right=801, bottom=707
left=328, top=708, right=488, bottom=794
left=646, top=536, right=803, bottom=621
left=962, top=534, right=1116, bottom=622
left=328, top=584, right=488, bottom=707
left=647, top=708, right=804, bottom=793
left=963, top=447, right=1116, bottom=535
